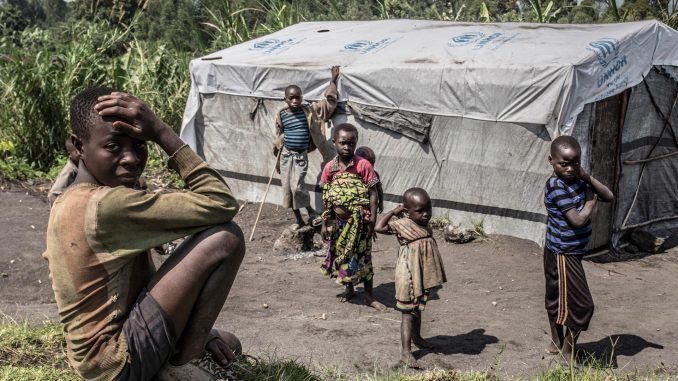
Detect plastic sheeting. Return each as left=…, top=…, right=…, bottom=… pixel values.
left=181, top=19, right=678, bottom=148
left=614, top=68, right=678, bottom=245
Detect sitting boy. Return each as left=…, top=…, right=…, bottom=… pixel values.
left=543, top=135, right=614, bottom=362
left=273, top=66, right=340, bottom=228
left=47, top=137, right=80, bottom=205
left=43, top=87, right=246, bottom=381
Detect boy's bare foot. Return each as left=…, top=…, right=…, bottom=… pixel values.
left=364, top=294, right=387, bottom=311
left=412, top=337, right=434, bottom=349
left=545, top=341, right=560, bottom=355
left=336, top=286, right=355, bottom=302
left=399, top=352, right=421, bottom=369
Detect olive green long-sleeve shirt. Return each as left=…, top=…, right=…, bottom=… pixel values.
left=43, top=145, right=238, bottom=381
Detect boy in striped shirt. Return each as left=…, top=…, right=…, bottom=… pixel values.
left=543, top=136, right=614, bottom=362
left=273, top=66, right=340, bottom=228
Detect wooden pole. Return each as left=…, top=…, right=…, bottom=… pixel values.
left=249, top=149, right=282, bottom=241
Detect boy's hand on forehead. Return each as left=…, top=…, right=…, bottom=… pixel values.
left=94, top=92, right=167, bottom=142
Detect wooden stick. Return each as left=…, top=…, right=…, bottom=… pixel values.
left=249, top=149, right=282, bottom=241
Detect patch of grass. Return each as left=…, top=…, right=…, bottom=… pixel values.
left=0, top=366, right=80, bottom=381
left=429, top=215, right=450, bottom=231
left=0, top=319, right=68, bottom=369
left=0, top=321, right=676, bottom=381
left=472, top=219, right=488, bottom=240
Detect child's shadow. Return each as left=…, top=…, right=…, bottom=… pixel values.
left=414, top=329, right=499, bottom=358
left=576, top=334, right=663, bottom=368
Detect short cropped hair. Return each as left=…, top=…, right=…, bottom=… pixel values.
left=550, top=136, right=581, bottom=155
left=403, top=187, right=430, bottom=204
left=70, top=87, right=116, bottom=140
left=355, top=146, right=375, bottom=162
left=284, top=85, right=302, bottom=97
left=333, top=123, right=358, bottom=139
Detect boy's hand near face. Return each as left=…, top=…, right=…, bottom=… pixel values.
left=392, top=204, right=405, bottom=216
left=375, top=204, right=405, bottom=235
left=576, top=166, right=614, bottom=203
left=94, top=92, right=183, bottom=156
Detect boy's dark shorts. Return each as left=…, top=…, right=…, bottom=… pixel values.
left=543, top=248, right=594, bottom=331
left=114, top=289, right=176, bottom=381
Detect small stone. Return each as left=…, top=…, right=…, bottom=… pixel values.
left=499, top=286, right=503, bottom=290
left=37, top=279, right=42, bottom=284
left=656, top=328, right=661, bottom=331
left=443, top=223, right=478, bottom=244
left=492, top=301, right=497, bottom=307
left=320, top=313, right=327, bottom=320
left=262, top=303, right=269, bottom=309
left=0, top=273, right=7, bottom=278
left=30, top=225, right=35, bottom=229
left=9, top=260, right=15, bottom=264
left=274, top=224, right=315, bottom=254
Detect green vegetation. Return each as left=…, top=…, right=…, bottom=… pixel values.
left=1, top=320, right=676, bottom=381
left=0, top=0, right=676, bottom=182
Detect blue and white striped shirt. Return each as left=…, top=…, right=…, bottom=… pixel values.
left=543, top=176, right=592, bottom=255
left=281, top=109, right=309, bottom=150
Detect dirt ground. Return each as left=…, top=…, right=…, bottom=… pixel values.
left=1, top=189, right=677, bottom=378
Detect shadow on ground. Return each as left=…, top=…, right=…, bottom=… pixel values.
left=414, top=328, right=499, bottom=359
left=577, top=334, right=664, bottom=368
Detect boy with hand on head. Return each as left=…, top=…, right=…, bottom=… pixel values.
left=375, top=188, right=447, bottom=369
left=47, top=137, right=80, bottom=205
left=273, top=66, right=340, bottom=228
left=44, top=87, right=246, bottom=381
left=319, top=123, right=385, bottom=311
left=355, top=146, right=384, bottom=213
left=543, top=135, right=614, bottom=362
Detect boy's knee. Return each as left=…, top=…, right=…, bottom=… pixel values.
left=208, top=222, right=245, bottom=262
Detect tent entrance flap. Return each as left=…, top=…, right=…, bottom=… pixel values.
left=348, top=102, right=433, bottom=144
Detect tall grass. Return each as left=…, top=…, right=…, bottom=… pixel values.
left=0, top=17, right=191, bottom=176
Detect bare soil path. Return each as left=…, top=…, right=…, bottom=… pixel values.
left=1, top=190, right=676, bottom=377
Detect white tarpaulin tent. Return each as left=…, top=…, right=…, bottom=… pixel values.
left=181, top=20, right=678, bottom=250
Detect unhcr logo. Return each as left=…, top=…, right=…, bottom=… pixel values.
left=447, top=32, right=485, bottom=47
left=587, top=38, right=620, bottom=67
left=250, top=38, right=301, bottom=54
left=447, top=32, right=518, bottom=50
left=342, top=38, right=397, bottom=54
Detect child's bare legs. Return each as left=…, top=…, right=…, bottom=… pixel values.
left=363, top=278, right=386, bottom=311
left=292, top=209, right=305, bottom=226
left=293, top=207, right=319, bottom=226
left=547, top=317, right=564, bottom=354
left=400, top=312, right=420, bottom=368
left=337, top=283, right=355, bottom=302
left=148, top=222, right=245, bottom=365
left=412, top=310, right=433, bottom=349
